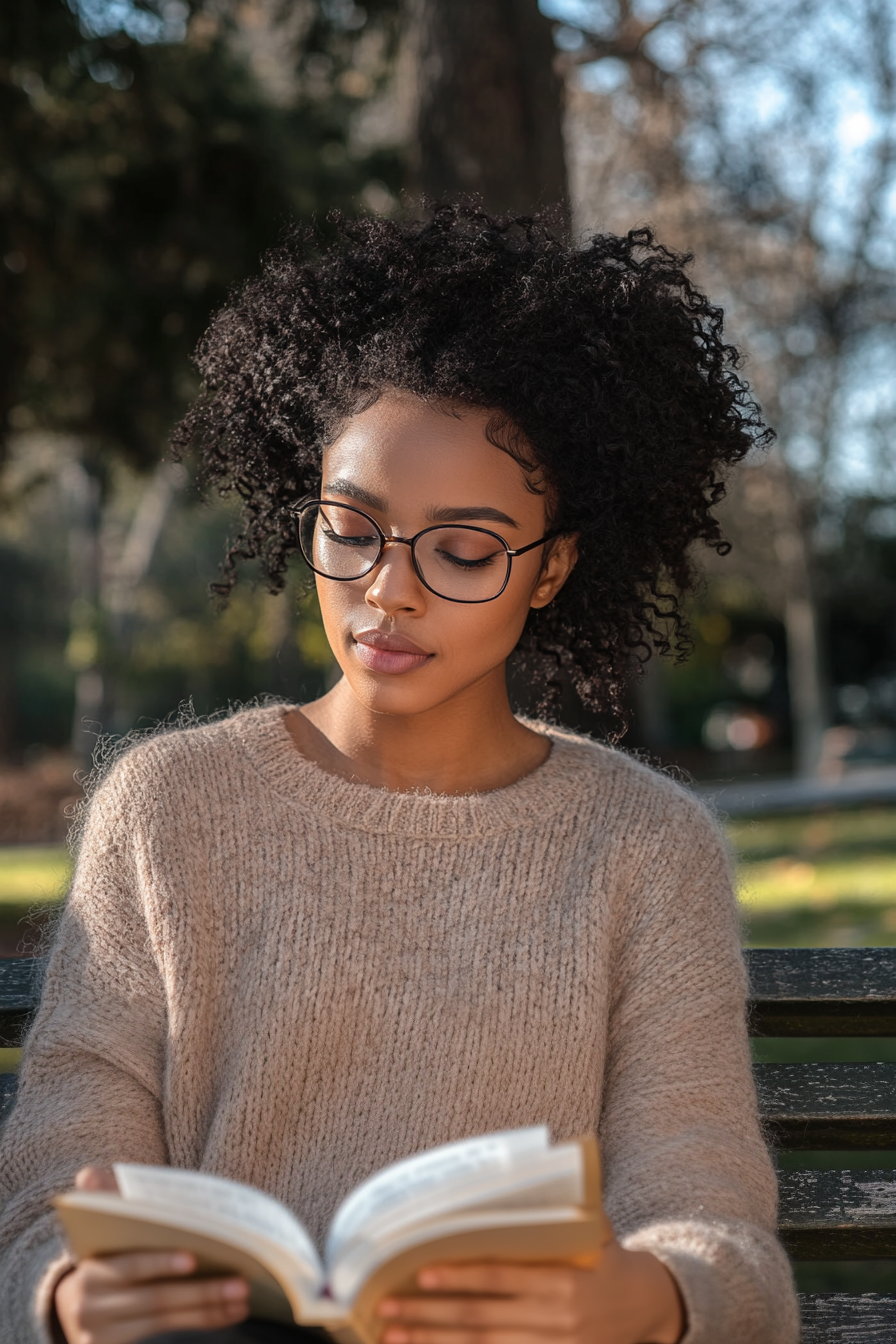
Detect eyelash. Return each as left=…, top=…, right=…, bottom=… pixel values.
left=436, top=549, right=500, bottom=569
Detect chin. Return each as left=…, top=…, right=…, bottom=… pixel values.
left=344, top=670, right=459, bottom=719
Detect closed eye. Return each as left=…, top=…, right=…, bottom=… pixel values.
left=322, top=527, right=379, bottom=548
left=435, top=547, right=502, bottom=569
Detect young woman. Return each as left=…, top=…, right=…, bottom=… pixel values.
left=0, top=207, right=798, bottom=1344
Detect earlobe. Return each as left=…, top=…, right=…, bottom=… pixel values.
left=530, top=535, right=578, bottom=610
left=529, top=582, right=556, bottom=610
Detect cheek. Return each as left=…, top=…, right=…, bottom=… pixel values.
left=434, top=580, right=538, bottom=669
left=314, top=576, right=360, bottom=643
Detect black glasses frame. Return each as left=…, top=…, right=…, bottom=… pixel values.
left=293, top=498, right=556, bottom=604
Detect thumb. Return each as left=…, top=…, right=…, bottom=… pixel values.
left=74, top=1166, right=119, bottom=1192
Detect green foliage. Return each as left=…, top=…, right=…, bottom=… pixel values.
left=0, top=0, right=395, bottom=753
left=0, top=0, right=403, bottom=465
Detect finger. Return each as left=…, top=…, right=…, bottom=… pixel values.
left=82, top=1250, right=198, bottom=1285
left=90, top=1275, right=249, bottom=1325
left=75, top=1166, right=120, bottom=1193
left=106, top=1297, right=250, bottom=1344
left=379, top=1295, right=576, bottom=1332
left=417, top=1265, right=576, bottom=1298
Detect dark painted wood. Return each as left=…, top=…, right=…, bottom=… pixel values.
left=799, top=1293, right=896, bottom=1342
left=0, top=957, right=42, bottom=1047
left=0, top=1072, right=17, bottom=1122
left=756, top=1063, right=896, bottom=1148
left=779, top=1169, right=896, bottom=1258
left=746, top=948, right=896, bottom=1037
left=11, top=949, right=891, bottom=1044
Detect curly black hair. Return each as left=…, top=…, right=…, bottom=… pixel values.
left=172, top=204, right=772, bottom=721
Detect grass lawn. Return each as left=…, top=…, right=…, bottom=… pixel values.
left=2, top=806, right=895, bottom=938
left=0, top=846, right=71, bottom=906
left=734, top=806, right=896, bottom=947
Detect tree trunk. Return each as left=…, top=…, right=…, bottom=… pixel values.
left=408, top=0, right=568, bottom=220
left=767, top=451, right=829, bottom=778
left=62, top=454, right=104, bottom=765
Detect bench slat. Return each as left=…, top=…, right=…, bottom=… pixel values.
left=746, top=948, right=896, bottom=1037
left=779, top=1169, right=896, bottom=1257
left=5, top=1063, right=896, bottom=1149
left=4, top=950, right=896, bottom=1041
left=756, top=1062, right=896, bottom=1148
left=0, top=1072, right=16, bottom=1121
left=799, top=1294, right=896, bottom=1343
left=0, top=957, right=42, bottom=1047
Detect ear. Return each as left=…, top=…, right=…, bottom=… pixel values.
left=529, top=534, right=579, bottom=610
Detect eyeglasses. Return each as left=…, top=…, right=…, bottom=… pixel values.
left=293, top=499, right=555, bottom=604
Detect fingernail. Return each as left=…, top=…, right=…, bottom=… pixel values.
left=222, top=1279, right=247, bottom=1300
left=418, top=1270, right=440, bottom=1288
left=384, top=1330, right=408, bottom=1343
left=171, top=1253, right=194, bottom=1272
left=378, top=1300, right=400, bottom=1317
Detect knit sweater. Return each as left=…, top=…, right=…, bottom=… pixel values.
left=0, top=704, right=798, bottom=1344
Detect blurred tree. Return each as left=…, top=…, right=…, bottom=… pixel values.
left=0, top=0, right=402, bottom=467
left=556, top=0, right=896, bottom=775
left=0, top=0, right=401, bottom=757
left=406, top=0, right=568, bottom=217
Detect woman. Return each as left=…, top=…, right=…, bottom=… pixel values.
left=0, top=207, right=798, bottom=1344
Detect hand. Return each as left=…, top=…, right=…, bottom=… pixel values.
left=53, top=1167, right=250, bottom=1344
left=376, top=1241, right=685, bottom=1344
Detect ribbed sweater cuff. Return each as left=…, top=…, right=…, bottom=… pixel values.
left=620, top=1218, right=799, bottom=1344
left=2, top=1228, right=73, bottom=1344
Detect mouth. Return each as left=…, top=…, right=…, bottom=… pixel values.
left=352, top=628, right=434, bottom=675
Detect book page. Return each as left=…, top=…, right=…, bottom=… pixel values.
left=340, top=1144, right=583, bottom=1257
left=114, top=1165, right=324, bottom=1288
left=326, top=1127, right=551, bottom=1266
left=329, top=1143, right=584, bottom=1271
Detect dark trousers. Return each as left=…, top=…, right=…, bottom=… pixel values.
left=142, top=1323, right=329, bottom=1344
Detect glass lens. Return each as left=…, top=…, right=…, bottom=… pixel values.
left=415, top=527, right=510, bottom=601
left=300, top=503, right=381, bottom=579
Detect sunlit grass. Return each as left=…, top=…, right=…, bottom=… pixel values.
left=0, top=847, right=70, bottom=905
left=728, top=807, right=896, bottom=864
left=739, top=854, right=896, bottom=910
left=0, top=807, right=894, bottom=953
left=729, top=805, right=896, bottom=947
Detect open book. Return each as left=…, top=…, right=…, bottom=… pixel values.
left=54, top=1126, right=612, bottom=1344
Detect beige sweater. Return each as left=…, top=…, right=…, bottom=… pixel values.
left=0, top=705, right=798, bottom=1344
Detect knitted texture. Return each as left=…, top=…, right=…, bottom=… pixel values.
left=0, top=705, right=798, bottom=1344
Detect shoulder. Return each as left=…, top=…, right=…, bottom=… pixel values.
left=534, top=720, right=730, bottom=868
left=537, top=726, right=741, bottom=955
left=79, top=702, right=288, bottom=822
left=539, top=721, right=719, bottom=825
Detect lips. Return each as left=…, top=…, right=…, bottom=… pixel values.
left=353, top=628, right=433, bottom=675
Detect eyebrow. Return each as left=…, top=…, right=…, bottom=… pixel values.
left=323, top=479, right=520, bottom=530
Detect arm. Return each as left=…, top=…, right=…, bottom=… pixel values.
left=0, top=752, right=248, bottom=1344
left=597, top=791, right=799, bottom=1344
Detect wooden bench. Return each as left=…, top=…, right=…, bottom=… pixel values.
left=2, top=948, right=895, bottom=1340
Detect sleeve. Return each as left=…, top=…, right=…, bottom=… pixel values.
left=599, top=788, right=800, bottom=1344
left=0, top=754, right=170, bottom=1344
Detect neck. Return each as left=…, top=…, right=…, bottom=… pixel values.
left=287, top=669, right=550, bottom=795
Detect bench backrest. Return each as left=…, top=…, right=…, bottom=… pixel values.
left=1, top=948, right=895, bottom=1341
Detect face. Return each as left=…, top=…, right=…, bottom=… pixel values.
left=310, top=391, right=577, bottom=719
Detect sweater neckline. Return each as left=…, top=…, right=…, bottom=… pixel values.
left=229, top=703, right=579, bottom=838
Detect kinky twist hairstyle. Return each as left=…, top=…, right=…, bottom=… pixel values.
left=172, top=204, right=772, bottom=721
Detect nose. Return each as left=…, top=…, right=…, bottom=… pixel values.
left=363, top=538, right=426, bottom=615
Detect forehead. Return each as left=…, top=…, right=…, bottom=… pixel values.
left=322, top=393, right=542, bottom=518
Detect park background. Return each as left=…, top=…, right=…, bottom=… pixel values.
left=3, top=0, right=896, bottom=1297
left=4, top=0, right=896, bottom=951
